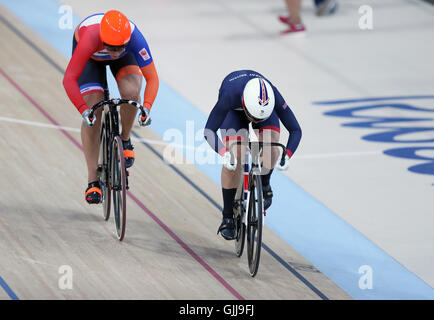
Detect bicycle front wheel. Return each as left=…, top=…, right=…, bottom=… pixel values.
left=98, top=119, right=111, bottom=221
left=111, top=135, right=127, bottom=241
left=246, top=173, right=263, bottom=277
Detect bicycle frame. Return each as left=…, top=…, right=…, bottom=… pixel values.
left=230, top=140, right=286, bottom=276
left=92, top=91, right=148, bottom=240
left=230, top=141, right=286, bottom=227
left=92, top=97, right=148, bottom=180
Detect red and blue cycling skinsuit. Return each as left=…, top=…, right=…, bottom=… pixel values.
left=63, top=13, right=159, bottom=114
left=204, top=70, right=302, bottom=158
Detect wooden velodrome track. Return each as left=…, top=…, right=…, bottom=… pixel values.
left=0, top=6, right=351, bottom=300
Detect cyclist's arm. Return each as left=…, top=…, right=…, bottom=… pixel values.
left=204, top=91, right=232, bottom=155
left=273, top=88, right=302, bottom=158
left=139, top=62, right=159, bottom=112
left=129, top=26, right=159, bottom=111
left=63, top=31, right=100, bottom=114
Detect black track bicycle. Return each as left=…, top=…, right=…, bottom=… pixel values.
left=92, top=84, right=149, bottom=241
left=230, top=141, right=286, bottom=276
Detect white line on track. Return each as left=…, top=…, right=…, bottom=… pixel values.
left=0, top=116, right=80, bottom=132
left=0, top=115, right=383, bottom=159
left=296, top=150, right=383, bottom=159
left=0, top=115, right=169, bottom=146
left=17, top=256, right=58, bottom=268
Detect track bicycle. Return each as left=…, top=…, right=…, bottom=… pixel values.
left=93, top=84, right=149, bottom=241
left=230, top=141, right=286, bottom=276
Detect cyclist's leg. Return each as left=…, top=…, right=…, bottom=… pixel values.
left=117, top=72, right=142, bottom=141
left=110, top=53, right=142, bottom=141
left=221, top=110, right=249, bottom=189
left=218, top=110, right=249, bottom=239
left=82, top=93, right=104, bottom=204
left=110, top=53, right=142, bottom=168
left=71, top=36, right=106, bottom=202
left=78, top=60, right=106, bottom=202
left=253, top=111, right=280, bottom=209
left=82, top=92, right=104, bottom=181
left=256, top=113, right=281, bottom=174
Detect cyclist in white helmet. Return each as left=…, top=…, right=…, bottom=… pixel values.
left=204, top=70, right=302, bottom=240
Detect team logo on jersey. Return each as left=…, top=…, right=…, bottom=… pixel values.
left=139, top=48, right=150, bottom=61
left=258, top=78, right=270, bottom=106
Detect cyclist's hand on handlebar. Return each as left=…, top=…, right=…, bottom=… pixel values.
left=82, top=108, right=96, bottom=128
left=222, top=151, right=237, bottom=171
left=276, top=154, right=290, bottom=171
left=137, top=108, right=151, bottom=127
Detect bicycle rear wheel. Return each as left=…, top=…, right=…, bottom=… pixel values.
left=98, top=119, right=111, bottom=221
left=111, top=135, right=127, bottom=241
left=246, top=173, right=263, bottom=277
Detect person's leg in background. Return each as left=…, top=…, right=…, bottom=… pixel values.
left=278, top=0, right=338, bottom=34
left=278, top=0, right=306, bottom=35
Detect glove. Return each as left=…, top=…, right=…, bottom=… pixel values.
left=82, top=108, right=96, bottom=128
left=222, top=151, right=237, bottom=171
left=137, top=108, right=151, bottom=127
left=276, top=154, right=290, bottom=171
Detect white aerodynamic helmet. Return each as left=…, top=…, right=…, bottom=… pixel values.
left=242, top=77, right=275, bottom=123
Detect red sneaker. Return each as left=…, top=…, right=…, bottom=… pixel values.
left=281, top=22, right=306, bottom=35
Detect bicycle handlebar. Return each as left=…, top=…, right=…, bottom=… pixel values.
left=229, top=141, right=287, bottom=167
left=89, top=99, right=149, bottom=119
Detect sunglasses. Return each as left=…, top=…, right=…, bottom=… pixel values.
left=104, top=43, right=127, bottom=52
left=244, top=108, right=263, bottom=124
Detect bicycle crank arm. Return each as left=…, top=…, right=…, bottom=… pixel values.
left=125, top=169, right=130, bottom=190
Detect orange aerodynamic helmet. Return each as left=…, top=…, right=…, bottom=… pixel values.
left=100, top=10, right=131, bottom=46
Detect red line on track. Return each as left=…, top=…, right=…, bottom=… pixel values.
left=0, top=67, right=244, bottom=300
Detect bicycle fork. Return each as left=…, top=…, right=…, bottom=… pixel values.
left=241, top=147, right=265, bottom=228
left=242, top=150, right=259, bottom=226
left=111, top=168, right=130, bottom=191
left=242, top=158, right=250, bottom=227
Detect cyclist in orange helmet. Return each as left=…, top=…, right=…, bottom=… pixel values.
left=63, top=10, right=159, bottom=204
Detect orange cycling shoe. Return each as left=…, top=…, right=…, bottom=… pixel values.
left=122, top=138, right=135, bottom=168
left=85, top=181, right=102, bottom=204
